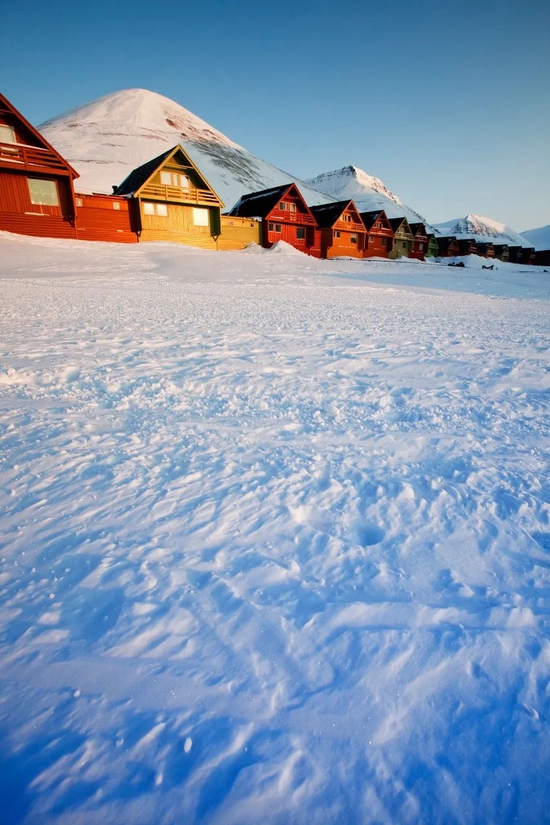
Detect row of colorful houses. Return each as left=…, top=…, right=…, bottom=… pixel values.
left=0, top=92, right=547, bottom=265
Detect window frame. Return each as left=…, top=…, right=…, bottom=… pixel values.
left=27, top=177, right=60, bottom=207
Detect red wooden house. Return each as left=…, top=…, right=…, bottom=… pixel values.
left=457, top=238, right=478, bottom=256
left=0, top=92, right=78, bottom=239
left=75, top=192, right=137, bottom=243
left=310, top=200, right=366, bottom=259
left=359, top=210, right=393, bottom=258
left=435, top=236, right=460, bottom=257
left=475, top=242, right=495, bottom=258
left=226, top=183, right=321, bottom=256
left=408, top=222, right=429, bottom=261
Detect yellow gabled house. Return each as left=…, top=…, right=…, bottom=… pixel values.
left=114, top=144, right=223, bottom=248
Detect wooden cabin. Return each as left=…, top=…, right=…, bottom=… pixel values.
left=359, top=210, right=393, bottom=259
left=535, top=250, right=550, bottom=266
left=388, top=217, right=414, bottom=258
left=475, top=242, right=495, bottom=258
left=75, top=192, right=137, bottom=243
left=218, top=215, right=261, bottom=250
left=0, top=92, right=78, bottom=239
left=114, top=145, right=223, bottom=248
left=523, top=247, right=536, bottom=265
left=457, top=238, right=478, bottom=256
left=310, top=200, right=366, bottom=259
left=435, top=236, right=460, bottom=257
left=507, top=246, right=535, bottom=264
left=226, top=183, right=321, bottom=256
left=493, top=244, right=509, bottom=262
left=408, top=222, right=429, bottom=261
left=426, top=234, right=439, bottom=257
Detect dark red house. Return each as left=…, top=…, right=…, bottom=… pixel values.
left=535, top=250, right=550, bottom=266
left=408, top=222, right=429, bottom=261
left=457, top=238, right=478, bottom=256
left=226, top=183, right=321, bottom=256
left=310, top=200, right=366, bottom=259
left=475, top=242, right=495, bottom=258
left=359, top=210, right=393, bottom=258
left=435, top=236, right=460, bottom=257
left=0, top=92, right=79, bottom=239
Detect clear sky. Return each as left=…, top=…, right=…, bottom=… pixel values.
left=2, top=0, right=549, bottom=230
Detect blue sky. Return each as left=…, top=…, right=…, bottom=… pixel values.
left=2, top=0, right=549, bottom=230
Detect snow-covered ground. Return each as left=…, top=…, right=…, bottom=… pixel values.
left=1, top=232, right=549, bottom=825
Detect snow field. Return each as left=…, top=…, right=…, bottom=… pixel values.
left=0, top=234, right=550, bottom=824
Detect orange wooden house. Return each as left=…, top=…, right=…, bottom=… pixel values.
left=310, top=200, right=366, bottom=259
left=226, top=183, right=321, bottom=256
left=360, top=210, right=393, bottom=258
left=0, top=92, right=79, bottom=239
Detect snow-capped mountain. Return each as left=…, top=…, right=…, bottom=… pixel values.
left=305, top=166, right=433, bottom=229
left=39, top=88, right=334, bottom=209
left=434, top=214, right=531, bottom=247
left=520, top=223, right=550, bottom=251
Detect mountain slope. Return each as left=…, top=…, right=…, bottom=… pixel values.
left=39, top=88, right=334, bottom=209
left=434, top=214, right=530, bottom=247
left=305, top=166, right=433, bottom=229
left=520, top=223, right=550, bottom=251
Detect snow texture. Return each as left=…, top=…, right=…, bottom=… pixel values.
left=1, top=231, right=550, bottom=824
left=305, top=165, right=433, bottom=229
left=521, top=223, right=550, bottom=251
left=39, top=88, right=334, bottom=210
left=434, top=214, right=532, bottom=248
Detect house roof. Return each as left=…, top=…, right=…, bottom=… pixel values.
left=226, top=183, right=296, bottom=218
left=389, top=217, right=411, bottom=234
left=359, top=209, right=388, bottom=231
left=114, top=144, right=223, bottom=206
left=309, top=200, right=360, bottom=229
left=409, top=222, right=427, bottom=237
left=0, top=92, right=79, bottom=179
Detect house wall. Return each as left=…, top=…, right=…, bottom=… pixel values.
left=219, top=215, right=261, bottom=250
left=139, top=201, right=220, bottom=249
left=75, top=193, right=137, bottom=243
left=0, top=169, right=77, bottom=238
left=363, top=233, right=391, bottom=259
left=388, top=233, right=413, bottom=258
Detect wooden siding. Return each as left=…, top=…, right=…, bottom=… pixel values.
left=139, top=202, right=218, bottom=249
left=0, top=170, right=77, bottom=238
left=75, top=193, right=137, bottom=243
left=388, top=230, right=413, bottom=258
left=264, top=190, right=321, bottom=257
left=219, top=215, right=261, bottom=250
left=322, top=206, right=365, bottom=259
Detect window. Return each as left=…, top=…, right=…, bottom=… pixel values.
left=381, top=237, right=386, bottom=247
left=279, top=202, right=286, bottom=210
left=369, top=235, right=374, bottom=243
left=28, top=178, right=59, bottom=206
left=160, top=171, right=190, bottom=188
left=274, top=223, right=282, bottom=232
left=419, top=243, right=424, bottom=250
left=288, top=203, right=296, bottom=213
left=143, top=202, right=167, bottom=216
left=0, top=125, right=15, bottom=143
left=334, top=230, right=341, bottom=238
left=192, top=207, right=209, bottom=226
left=269, top=222, right=275, bottom=231
left=113, top=201, right=121, bottom=210
left=402, top=242, right=407, bottom=249
left=75, top=197, right=83, bottom=207
left=296, top=227, right=305, bottom=240
left=351, top=235, right=357, bottom=244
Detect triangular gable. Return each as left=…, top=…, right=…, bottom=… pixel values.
left=310, top=199, right=362, bottom=229
left=409, top=222, right=427, bottom=238
left=0, top=92, right=79, bottom=179
left=227, top=183, right=314, bottom=222
left=389, top=217, right=412, bottom=235
left=115, top=144, right=223, bottom=207
left=360, top=209, right=391, bottom=231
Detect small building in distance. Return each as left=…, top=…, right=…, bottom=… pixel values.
left=535, top=249, right=550, bottom=267
left=475, top=242, right=495, bottom=258
left=408, top=222, right=429, bottom=261
left=114, top=145, right=223, bottom=248
left=359, top=209, right=393, bottom=258
left=388, top=217, right=414, bottom=258
left=457, top=238, right=478, bottom=256
left=435, top=236, right=460, bottom=257
left=493, top=244, right=510, bottom=262
left=426, top=233, right=439, bottom=257
left=0, top=91, right=79, bottom=239
left=226, top=183, right=321, bottom=256
left=310, top=200, right=366, bottom=259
